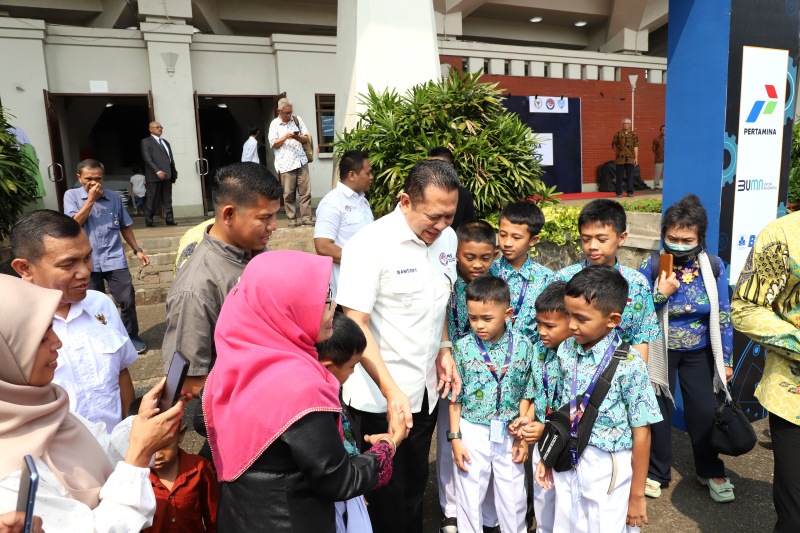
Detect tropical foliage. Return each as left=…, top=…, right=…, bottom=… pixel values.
left=0, top=109, right=39, bottom=241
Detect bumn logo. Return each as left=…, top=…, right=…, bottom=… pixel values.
left=746, top=85, right=778, bottom=123
left=737, top=178, right=764, bottom=191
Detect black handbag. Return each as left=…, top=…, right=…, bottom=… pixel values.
left=710, top=387, right=757, bottom=456
left=538, top=342, right=629, bottom=472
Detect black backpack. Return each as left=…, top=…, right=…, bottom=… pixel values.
left=538, top=342, right=630, bottom=472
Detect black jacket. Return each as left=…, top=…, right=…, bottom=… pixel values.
left=217, top=411, right=385, bottom=532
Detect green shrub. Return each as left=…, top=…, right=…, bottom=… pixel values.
left=0, top=109, right=40, bottom=241
left=334, top=69, right=559, bottom=219
left=623, top=198, right=662, bottom=213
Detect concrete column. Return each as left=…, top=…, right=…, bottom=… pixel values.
left=0, top=18, right=52, bottom=210
left=564, top=64, right=582, bottom=79
left=488, top=58, right=504, bottom=75
left=649, top=69, right=664, bottom=84
left=336, top=0, right=440, bottom=138
left=548, top=62, right=564, bottom=78
left=509, top=60, right=525, bottom=77
left=600, top=66, right=615, bottom=81
left=583, top=65, right=599, bottom=80
left=141, top=21, right=203, bottom=217
left=528, top=61, right=545, bottom=77
left=467, top=57, right=484, bottom=74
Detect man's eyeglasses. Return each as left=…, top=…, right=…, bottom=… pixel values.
left=325, top=287, right=333, bottom=310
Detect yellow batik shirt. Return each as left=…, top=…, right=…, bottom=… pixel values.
left=731, top=211, right=800, bottom=425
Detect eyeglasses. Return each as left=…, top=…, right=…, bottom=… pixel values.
left=325, top=287, right=333, bottom=310
left=279, top=110, right=292, bottom=116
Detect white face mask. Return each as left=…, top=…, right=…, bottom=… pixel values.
left=665, top=242, right=696, bottom=252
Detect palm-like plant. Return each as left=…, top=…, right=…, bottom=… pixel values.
left=335, top=69, right=558, bottom=219
left=0, top=108, right=40, bottom=240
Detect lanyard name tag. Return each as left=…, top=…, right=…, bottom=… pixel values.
left=489, top=419, right=505, bottom=443
left=570, top=469, right=581, bottom=506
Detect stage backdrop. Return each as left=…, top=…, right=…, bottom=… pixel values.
left=504, top=95, right=583, bottom=194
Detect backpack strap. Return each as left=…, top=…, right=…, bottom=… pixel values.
left=649, top=252, right=660, bottom=284
left=586, top=341, right=629, bottom=411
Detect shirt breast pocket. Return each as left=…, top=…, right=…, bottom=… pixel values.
left=383, top=274, right=425, bottom=315
left=343, top=210, right=363, bottom=226
left=88, top=332, right=128, bottom=384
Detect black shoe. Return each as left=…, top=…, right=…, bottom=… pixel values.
left=145, top=221, right=154, bottom=227
left=440, top=517, right=458, bottom=533
left=626, top=192, right=634, bottom=197
left=616, top=193, right=622, bottom=198
left=165, top=220, right=178, bottom=226
left=482, top=527, right=500, bottom=533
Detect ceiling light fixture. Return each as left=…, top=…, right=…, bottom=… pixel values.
left=218, top=103, right=228, bottom=109
left=106, top=103, right=114, bottom=107
left=574, top=21, right=587, bottom=27
left=530, top=16, right=543, bottom=23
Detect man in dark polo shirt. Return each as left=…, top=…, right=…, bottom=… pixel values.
left=161, top=162, right=282, bottom=396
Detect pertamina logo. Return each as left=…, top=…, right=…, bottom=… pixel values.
left=746, top=84, right=778, bottom=123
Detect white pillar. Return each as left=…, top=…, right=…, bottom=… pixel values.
left=548, top=62, right=564, bottom=78
left=335, top=0, right=440, bottom=140
left=0, top=18, right=53, bottom=210
left=649, top=69, right=664, bottom=84
left=600, top=66, right=616, bottom=81
left=564, top=64, right=582, bottom=79
left=509, top=60, right=525, bottom=77
left=467, top=57, right=484, bottom=74
left=529, top=61, right=546, bottom=77
left=141, top=22, right=203, bottom=217
left=488, top=58, right=504, bottom=75
left=583, top=65, right=599, bottom=80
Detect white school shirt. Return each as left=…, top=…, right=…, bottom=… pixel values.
left=0, top=415, right=157, bottom=533
left=314, top=181, right=375, bottom=299
left=52, top=290, right=138, bottom=433
left=129, top=174, right=146, bottom=197
left=268, top=116, right=309, bottom=173
left=241, top=136, right=260, bottom=163
left=337, top=207, right=457, bottom=414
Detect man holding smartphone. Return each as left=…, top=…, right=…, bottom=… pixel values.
left=268, top=97, right=313, bottom=227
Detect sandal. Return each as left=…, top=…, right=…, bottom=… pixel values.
left=645, top=478, right=661, bottom=498
left=697, top=476, right=735, bottom=502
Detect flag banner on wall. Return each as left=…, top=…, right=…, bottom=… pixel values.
left=528, top=96, right=568, bottom=113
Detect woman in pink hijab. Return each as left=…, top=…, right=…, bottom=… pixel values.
left=204, top=250, right=405, bottom=532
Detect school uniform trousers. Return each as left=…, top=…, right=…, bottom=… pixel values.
left=648, top=346, right=725, bottom=484
left=455, top=419, right=527, bottom=533
left=436, top=399, right=498, bottom=525
left=553, top=446, right=637, bottom=533
left=531, top=446, right=555, bottom=533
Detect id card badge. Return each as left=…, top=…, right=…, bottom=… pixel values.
left=570, top=468, right=581, bottom=506
left=489, top=419, right=505, bottom=444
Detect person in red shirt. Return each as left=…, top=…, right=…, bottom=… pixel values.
left=127, top=395, right=218, bottom=533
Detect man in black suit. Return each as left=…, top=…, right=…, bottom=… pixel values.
left=141, top=121, right=177, bottom=226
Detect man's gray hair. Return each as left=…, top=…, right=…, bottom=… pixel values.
left=277, top=97, right=293, bottom=110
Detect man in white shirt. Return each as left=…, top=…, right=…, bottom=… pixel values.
left=337, top=159, right=462, bottom=533
left=241, top=124, right=261, bottom=164
left=11, top=210, right=137, bottom=433
left=129, top=165, right=146, bottom=215
left=314, top=150, right=374, bottom=299
left=268, top=97, right=313, bottom=227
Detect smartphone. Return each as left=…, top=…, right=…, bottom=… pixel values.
left=658, top=253, right=674, bottom=280
left=16, top=455, right=38, bottom=533
left=159, top=352, right=190, bottom=413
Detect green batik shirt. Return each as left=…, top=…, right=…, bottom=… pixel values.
left=447, top=275, right=471, bottom=344
left=452, top=329, right=534, bottom=426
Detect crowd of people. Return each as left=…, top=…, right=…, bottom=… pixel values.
left=0, top=132, right=798, bottom=533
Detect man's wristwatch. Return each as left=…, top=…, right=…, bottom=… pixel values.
left=133, top=248, right=143, bottom=255
left=447, top=431, right=462, bottom=442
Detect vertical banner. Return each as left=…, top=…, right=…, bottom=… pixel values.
left=718, top=0, right=799, bottom=421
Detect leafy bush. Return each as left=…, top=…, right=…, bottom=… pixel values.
left=0, top=109, right=40, bottom=241
left=623, top=198, right=662, bottom=213
left=334, top=69, right=558, bottom=219
left=789, top=121, right=800, bottom=205
left=485, top=204, right=582, bottom=251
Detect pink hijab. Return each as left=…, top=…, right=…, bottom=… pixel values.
left=204, top=250, right=341, bottom=481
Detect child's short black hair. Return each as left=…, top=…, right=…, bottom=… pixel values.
left=564, top=265, right=629, bottom=316
left=128, top=396, right=143, bottom=418
left=315, top=312, right=367, bottom=367
left=465, top=273, right=510, bottom=307
left=535, top=280, right=568, bottom=315
left=456, top=220, right=496, bottom=246
left=577, top=199, right=627, bottom=236
left=499, top=201, right=545, bottom=237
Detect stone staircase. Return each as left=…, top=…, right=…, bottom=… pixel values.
left=122, top=216, right=316, bottom=305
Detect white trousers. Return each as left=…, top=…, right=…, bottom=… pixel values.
left=552, top=446, right=639, bottom=533
left=653, top=162, right=663, bottom=188
left=531, top=446, right=556, bottom=533
left=436, top=399, right=498, bottom=524
left=455, top=419, right=527, bottom=533
left=334, top=496, right=372, bottom=533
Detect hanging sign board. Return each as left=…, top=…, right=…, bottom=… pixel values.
left=529, top=96, right=568, bottom=113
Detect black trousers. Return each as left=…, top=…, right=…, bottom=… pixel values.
left=615, top=163, right=634, bottom=195
left=348, top=392, right=438, bottom=533
left=89, top=269, right=139, bottom=338
left=648, top=346, right=725, bottom=484
left=770, top=412, right=800, bottom=533
left=144, top=179, right=173, bottom=224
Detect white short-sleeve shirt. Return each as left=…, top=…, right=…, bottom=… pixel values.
left=268, top=116, right=309, bottom=174
left=51, top=290, right=138, bottom=432
left=337, top=207, right=457, bottom=414
left=314, top=181, right=375, bottom=298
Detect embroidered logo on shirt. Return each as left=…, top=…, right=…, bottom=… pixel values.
left=439, top=253, right=456, bottom=266
left=474, top=390, right=484, bottom=400
left=94, top=313, right=107, bottom=325
left=345, top=205, right=354, bottom=212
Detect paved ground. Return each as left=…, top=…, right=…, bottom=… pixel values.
left=129, top=302, right=777, bottom=532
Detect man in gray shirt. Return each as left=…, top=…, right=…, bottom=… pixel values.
left=161, top=162, right=283, bottom=396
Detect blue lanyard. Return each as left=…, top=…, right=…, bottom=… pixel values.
left=568, top=333, right=619, bottom=465
left=542, top=360, right=558, bottom=419
left=499, top=270, right=530, bottom=326
left=450, top=287, right=471, bottom=336
left=476, top=333, right=514, bottom=411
